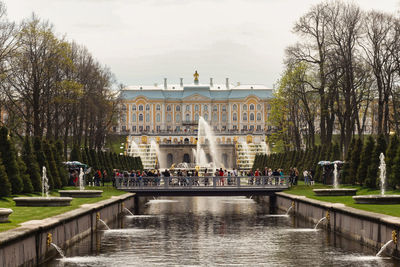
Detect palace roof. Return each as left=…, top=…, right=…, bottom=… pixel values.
left=121, top=84, right=273, bottom=101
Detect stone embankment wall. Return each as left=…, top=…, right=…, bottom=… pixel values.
left=276, top=192, right=400, bottom=256
left=0, top=193, right=135, bottom=266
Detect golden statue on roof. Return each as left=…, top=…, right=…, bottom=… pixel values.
left=193, top=70, right=199, bottom=82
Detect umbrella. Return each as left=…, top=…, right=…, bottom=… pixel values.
left=318, top=161, right=332, bottom=166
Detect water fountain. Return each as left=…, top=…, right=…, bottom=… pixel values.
left=14, top=167, right=73, bottom=206
left=51, top=243, right=65, bottom=258
left=98, top=218, right=111, bottom=230
left=123, top=207, right=134, bottom=216
left=313, top=161, right=357, bottom=196
left=59, top=168, right=103, bottom=198
left=376, top=240, right=393, bottom=257
left=353, top=153, right=400, bottom=204
left=314, top=216, right=326, bottom=229
left=127, top=137, right=158, bottom=169
left=193, top=117, right=221, bottom=169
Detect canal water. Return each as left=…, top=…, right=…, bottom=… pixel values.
left=47, top=197, right=398, bottom=266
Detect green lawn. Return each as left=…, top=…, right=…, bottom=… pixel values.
left=285, top=182, right=400, bottom=217
left=0, top=186, right=126, bottom=232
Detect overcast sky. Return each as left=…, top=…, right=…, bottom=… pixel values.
left=5, top=0, right=399, bottom=88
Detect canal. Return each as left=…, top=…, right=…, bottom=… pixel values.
left=47, top=197, right=398, bottom=266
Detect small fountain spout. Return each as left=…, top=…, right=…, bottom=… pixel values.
left=42, top=166, right=49, bottom=198
left=79, top=168, right=84, bottom=191
left=376, top=239, right=393, bottom=257
left=123, top=207, right=134, bottom=216
left=314, top=217, right=326, bottom=229
left=333, top=163, right=338, bottom=189
left=98, top=219, right=110, bottom=230
left=286, top=206, right=293, bottom=215
left=50, top=243, right=65, bottom=258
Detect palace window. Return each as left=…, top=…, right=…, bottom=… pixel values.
left=132, top=126, right=136, bottom=132
left=146, top=104, right=150, bottom=111
left=176, top=105, right=181, bottom=111
left=204, top=114, right=208, bottom=121
left=222, top=105, right=226, bottom=112
left=267, top=104, right=271, bottom=110
left=132, top=114, right=136, bottom=122
left=233, top=113, right=237, bottom=121
left=139, top=105, right=143, bottom=111
left=233, top=104, right=237, bottom=111
left=204, top=105, right=208, bottom=111
left=257, top=104, right=261, bottom=110
left=250, top=104, right=255, bottom=111
left=167, top=105, right=171, bottom=111
left=156, top=104, right=161, bottom=111
left=256, top=125, right=261, bottom=131
left=185, top=114, right=190, bottom=121
left=243, top=104, right=247, bottom=111
left=213, top=105, right=218, bottom=111
left=195, top=105, right=199, bottom=111
left=146, top=114, right=150, bottom=122
left=156, top=126, right=160, bottom=132
left=250, top=113, right=255, bottom=121
left=121, top=104, right=126, bottom=111
left=243, top=113, right=247, bottom=121
left=167, top=114, right=171, bottom=122
left=121, top=114, right=126, bottom=122
left=213, top=113, right=218, bottom=122
left=186, top=105, right=190, bottom=111
left=139, top=114, right=143, bottom=121
left=176, top=114, right=180, bottom=122
left=222, top=113, right=227, bottom=122
left=257, top=112, right=261, bottom=121
left=195, top=113, right=199, bottom=121
left=132, top=105, right=136, bottom=111
left=156, top=113, right=161, bottom=122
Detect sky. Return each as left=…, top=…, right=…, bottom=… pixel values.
left=4, top=0, right=399, bottom=88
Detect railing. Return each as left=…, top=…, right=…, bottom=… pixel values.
left=115, top=176, right=290, bottom=189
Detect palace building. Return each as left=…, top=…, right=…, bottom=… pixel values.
left=116, top=72, right=274, bottom=170
left=118, top=72, right=273, bottom=134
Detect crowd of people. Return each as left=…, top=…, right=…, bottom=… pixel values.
left=111, top=167, right=302, bottom=187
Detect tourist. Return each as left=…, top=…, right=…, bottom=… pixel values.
left=272, top=169, right=280, bottom=185
left=255, top=169, right=260, bottom=185
left=102, top=170, right=107, bottom=186
left=293, top=168, right=299, bottom=185
left=303, top=170, right=309, bottom=185
left=219, top=168, right=225, bottom=186
left=310, top=169, right=315, bottom=185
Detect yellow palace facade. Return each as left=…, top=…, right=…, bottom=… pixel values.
left=117, top=74, right=273, bottom=135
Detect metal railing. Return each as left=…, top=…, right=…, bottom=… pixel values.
left=115, top=176, right=290, bottom=189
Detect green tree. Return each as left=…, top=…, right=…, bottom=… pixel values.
left=0, top=127, right=23, bottom=194
left=17, top=156, right=34, bottom=193
left=54, top=141, right=68, bottom=187
left=22, top=136, right=42, bottom=192
left=34, top=137, right=54, bottom=189
left=69, top=144, right=82, bottom=162
left=387, top=135, right=400, bottom=189
left=366, top=135, right=387, bottom=188
left=0, top=157, right=11, bottom=197
left=391, top=146, right=400, bottom=189
left=43, top=141, right=61, bottom=189
left=357, top=136, right=375, bottom=186
left=342, top=139, right=355, bottom=184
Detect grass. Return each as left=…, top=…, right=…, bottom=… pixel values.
left=105, top=134, right=127, bottom=154
left=0, top=186, right=126, bottom=232
left=285, top=182, right=400, bottom=217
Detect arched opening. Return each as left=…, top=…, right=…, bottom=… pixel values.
left=222, top=153, right=228, bottom=168
left=183, top=154, right=190, bottom=163
left=206, top=153, right=212, bottom=163
left=167, top=153, right=173, bottom=168
left=184, top=138, right=189, bottom=144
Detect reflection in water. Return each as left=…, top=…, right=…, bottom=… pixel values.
left=47, top=196, right=398, bottom=267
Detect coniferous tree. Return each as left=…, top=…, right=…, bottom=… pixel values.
left=34, top=137, right=54, bottom=189
left=342, top=139, right=355, bottom=184
left=390, top=146, right=400, bottom=189
left=54, top=141, right=68, bottom=187
left=330, top=143, right=341, bottom=162
left=349, top=139, right=363, bottom=185
left=357, top=136, right=375, bottom=186
left=43, top=141, right=61, bottom=189
left=69, top=144, right=82, bottom=162
left=387, top=135, right=400, bottom=189
left=366, top=134, right=387, bottom=188
left=0, top=127, right=23, bottom=194
left=0, top=157, right=11, bottom=197
left=22, top=136, right=42, bottom=192
left=18, top=156, right=34, bottom=193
